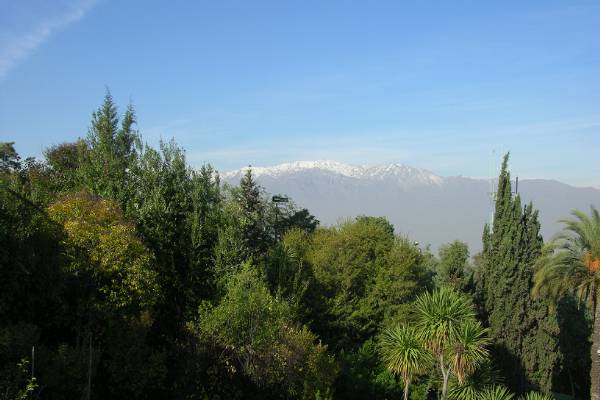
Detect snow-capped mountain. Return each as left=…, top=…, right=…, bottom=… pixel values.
left=222, top=160, right=444, bottom=187
left=222, top=161, right=600, bottom=252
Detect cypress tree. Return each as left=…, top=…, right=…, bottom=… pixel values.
left=476, top=154, right=559, bottom=393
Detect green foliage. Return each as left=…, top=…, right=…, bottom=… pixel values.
left=520, top=392, right=554, bottom=400
left=235, top=169, right=272, bottom=260
left=476, top=385, right=514, bottom=400
left=415, top=287, right=490, bottom=399
left=553, top=296, right=591, bottom=398
left=279, top=207, right=319, bottom=234
left=79, top=90, right=139, bottom=206
left=192, top=264, right=337, bottom=398
left=305, top=217, right=430, bottom=349
left=0, top=142, right=20, bottom=173
left=448, top=361, right=503, bottom=400
left=437, top=241, right=470, bottom=291
left=265, top=239, right=309, bottom=308
left=476, top=154, right=560, bottom=393
left=189, top=165, right=222, bottom=290
left=335, top=339, right=405, bottom=400
left=44, top=141, right=84, bottom=194
left=534, top=206, right=600, bottom=399
left=1, top=144, right=53, bottom=205
left=0, top=324, right=38, bottom=400
left=379, top=324, right=431, bottom=400
left=48, top=192, right=160, bottom=314
left=13, top=359, right=38, bottom=400
left=127, top=140, right=221, bottom=321
left=214, top=199, right=247, bottom=277
left=2, top=94, right=595, bottom=399
left=534, top=206, right=600, bottom=307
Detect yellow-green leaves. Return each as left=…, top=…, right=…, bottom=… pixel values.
left=48, top=192, right=160, bottom=313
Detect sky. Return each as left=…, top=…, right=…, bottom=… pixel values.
left=1, top=0, right=599, bottom=187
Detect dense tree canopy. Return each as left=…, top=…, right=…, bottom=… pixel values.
left=0, top=95, right=594, bottom=399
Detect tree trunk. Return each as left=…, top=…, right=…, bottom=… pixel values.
left=592, top=297, right=600, bottom=400
left=439, top=354, right=450, bottom=400
left=403, top=376, right=410, bottom=400
left=441, top=371, right=449, bottom=400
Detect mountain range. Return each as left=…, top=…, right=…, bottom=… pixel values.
left=222, top=161, right=600, bottom=253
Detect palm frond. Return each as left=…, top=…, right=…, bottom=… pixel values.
left=477, top=385, right=514, bottom=400
left=534, top=206, right=600, bottom=306
left=415, top=287, right=475, bottom=355
left=379, top=324, right=431, bottom=380
left=519, top=392, right=554, bottom=400
left=452, top=319, right=490, bottom=383
left=448, top=361, right=502, bottom=400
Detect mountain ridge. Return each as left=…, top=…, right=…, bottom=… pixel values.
left=222, top=160, right=600, bottom=252
left=222, top=160, right=595, bottom=189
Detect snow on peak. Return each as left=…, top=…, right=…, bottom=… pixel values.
left=222, top=160, right=444, bottom=186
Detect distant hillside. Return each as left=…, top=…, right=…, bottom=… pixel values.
left=222, top=161, right=600, bottom=252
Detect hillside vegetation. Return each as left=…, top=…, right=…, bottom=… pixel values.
left=0, top=93, right=596, bottom=399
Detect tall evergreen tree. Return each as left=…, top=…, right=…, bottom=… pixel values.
left=79, top=90, right=139, bottom=206
left=236, top=169, right=270, bottom=260
left=189, top=164, right=223, bottom=297
left=476, top=154, right=559, bottom=393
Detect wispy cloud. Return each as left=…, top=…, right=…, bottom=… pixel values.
left=0, top=0, right=97, bottom=79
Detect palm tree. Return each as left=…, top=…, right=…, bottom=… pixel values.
left=477, top=385, right=514, bottom=400
left=520, top=392, right=553, bottom=400
left=447, top=361, right=502, bottom=400
left=452, top=319, right=491, bottom=384
left=380, top=324, right=431, bottom=400
left=533, top=206, right=600, bottom=400
left=416, top=287, right=490, bottom=400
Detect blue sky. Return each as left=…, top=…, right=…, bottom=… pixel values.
left=1, top=0, right=599, bottom=186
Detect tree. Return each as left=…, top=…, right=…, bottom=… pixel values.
left=415, top=287, right=489, bottom=400
left=379, top=325, right=431, bottom=400
left=127, top=140, right=214, bottom=323
left=236, top=169, right=270, bottom=260
left=189, top=164, right=223, bottom=299
left=275, top=207, right=319, bottom=235
left=1, top=143, right=51, bottom=204
left=192, top=263, right=337, bottom=398
left=264, top=238, right=309, bottom=309
left=44, top=141, right=83, bottom=194
left=47, top=192, right=160, bottom=315
left=476, top=154, right=559, bottom=393
left=46, top=192, right=164, bottom=398
left=0, top=142, right=20, bottom=173
left=213, top=199, right=247, bottom=278
left=79, top=90, right=139, bottom=206
left=335, top=338, right=406, bottom=400
left=533, top=206, right=600, bottom=400
left=437, top=241, right=470, bottom=291
left=305, top=217, right=430, bottom=349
